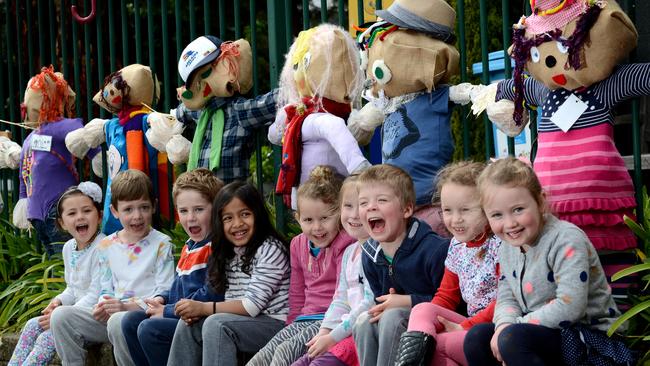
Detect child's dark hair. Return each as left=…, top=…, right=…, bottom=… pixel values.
left=56, top=182, right=103, bottom=230
left=207, top=181, right=288, bottom=293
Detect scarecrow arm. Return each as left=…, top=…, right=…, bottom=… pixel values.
left=65, top=118, right=108, bottom=158
left=347, top=103, right=384, bottom=146
left=0, top=137, right=22, bottom=169
left=595, top=63, right=650, bottom=106
left=267, top=108, right=286, bottom=146
left=496, top=78, right=548, bottom=107
left=235, top=89, right=279, bottom=130
left=311, top=114, right=369, bottom=174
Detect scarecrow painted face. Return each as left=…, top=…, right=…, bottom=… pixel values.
left=521, top=1, right=637, bottom=91
left=93, top=64, right=160, bottom=114
left=179, top=39, right=253, bottom=111
left=364, top=29, right=459, bottom=98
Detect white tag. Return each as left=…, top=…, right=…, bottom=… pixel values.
left=31, top=134, right=52, bottom=152
left=550, top=94, right=588, bottom=132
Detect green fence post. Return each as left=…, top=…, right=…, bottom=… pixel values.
left=204, top=0, right=212, bottom=35
left=219, top=0, right=226, bottom=38
left=134, top=0, right=143, bottom=64
left=37, top=0, right=47, bottom=66
left=49, top=0, right=57, bottom=68
left=502, top=0, right=515, bottom=156
left=320, top=0, right=327, bottom=23
left=26, top=2, right=35, bottom=75
left=303, top=0, right=310, bottom=29
left=175, top=1, right=183, bottom=85
left=338, top=0, right=345, bottom=27
left=108, top=0, right=116, bottom=73
left=189, top=0, right=197, bottom=41
left=267, top=0, right=288, bottom=232
left=121, top=0, right=129, bottom=65
left=161, top=0, right=172, bottom=112
left=96, top=2, right=107, bottom=119
left=479, top=0, right=494, bottom=159
left=456, top=0, right=470, bottom=159
left=85, top=0, right=94, bottom=122
left=234, top=1, right=241, bottom=39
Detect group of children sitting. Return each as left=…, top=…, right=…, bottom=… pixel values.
left=9, top=157, right=630, bottom=366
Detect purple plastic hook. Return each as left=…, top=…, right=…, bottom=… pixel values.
left=71, top=0, right=96, bottom=24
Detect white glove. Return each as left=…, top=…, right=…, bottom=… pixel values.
left=0, top=137, right=22, bottom=169
left=470, top=83, right=498, bottom=116
left=449, top=83, right=486, bottom=106
left=166, top=135, right=192, bottom=164
left=65, top=128, right=91, bottom=159
left=82, top=118, right=108, bottom=148
left=13, top=198, right=30, bottom=229
left=487, top=99, right=528, bottom=137
left=146, top=112, right=184, bottom=152
left=91, top=154, right=104, bottom=178
left=347, top=103, right=385, bottom=146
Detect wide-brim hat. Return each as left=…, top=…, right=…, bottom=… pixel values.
left=375, top=0, right=456, bottom=43
left=178, top=35, right=223, bottom=86
left=523, top=0, right=589, bottom=34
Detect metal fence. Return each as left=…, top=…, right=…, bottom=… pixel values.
left=0, top=0, right=646, bottom=230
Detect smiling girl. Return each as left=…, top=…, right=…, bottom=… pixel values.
left=248, top=165, right=355, bottom=366
left=166, top=181, right=291, bottom=366
left=9, top=182, right=105, bottom=366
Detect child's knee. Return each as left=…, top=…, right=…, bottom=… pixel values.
left=49, top=306, right=73, bottom=330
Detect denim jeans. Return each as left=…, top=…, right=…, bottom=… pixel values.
left=122, top=310, right=179, bottom=366
left=30, top=203, right=69, bottom=257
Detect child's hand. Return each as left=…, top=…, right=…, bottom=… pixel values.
left=99, top=296, right=125, bottom=315
left=306, top=333, right=336, bottom=359
left=437, top=316, right=463, bottom=332
left=145, top=298, right=164, bottom=318
left=175, top=299, right=210, bottom=320
left=151, top=296, right=165, bottom=305
left=38, top=313, right=53, bottom=330
left=369, top=288, right=411, bottom=323
left=42, top=298, right=62, bottom=316
left=490, top=324, right=509, bottom=363
left=92, top=303, right=111, bottom=323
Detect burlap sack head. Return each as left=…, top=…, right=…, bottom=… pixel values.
left=366, top=29, right=459, bottom=98
left=277, top=24, right=364, bottom=106
left=178, top=39, right=254, bottom=111
left=93, top=64, right=160, bottom=114
left=522, top=1, right=637, bottom=90
left=23, top=66, right=76, bottom=126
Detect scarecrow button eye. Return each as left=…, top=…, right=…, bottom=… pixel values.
left=371, top=59, right=392, bottom=85
left=182, top=90, right=194, bottom=99
left=530, top=47, right=541, bottom=63
left=556, top=41, right=568, bottom=54
left=293, top=63, right=299, bottom=71
left=200, top=68, right=212, bottom=79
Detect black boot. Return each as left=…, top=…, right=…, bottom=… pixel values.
left=394, top=331, right=436, bottom=366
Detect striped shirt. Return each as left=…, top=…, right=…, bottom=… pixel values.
left=496, top=63, right=650, bottom=133
left=225, top=237, right=290, bottom=321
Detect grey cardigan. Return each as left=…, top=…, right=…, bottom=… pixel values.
left=494, top=215, right=622, bottom=332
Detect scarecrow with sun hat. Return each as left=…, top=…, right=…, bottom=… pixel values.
left=152, top=35, right=278, bottom=183
left=472, top=0, right=650, bottom=252
left=353, top=0, right=481, bottom=238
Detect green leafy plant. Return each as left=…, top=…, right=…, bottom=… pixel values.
left=608, top=187, right=650, bottom=363
left=0, top=220, right=65, bottom=334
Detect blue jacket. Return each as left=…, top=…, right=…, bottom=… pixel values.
left=157, top=238, right=224, bottom=318
left=361, top=218, right=449, bottom=306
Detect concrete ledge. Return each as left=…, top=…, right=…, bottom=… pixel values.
left=0, top=333, right=115, bottom=366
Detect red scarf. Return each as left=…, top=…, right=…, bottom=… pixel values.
left=275, top=97, right=351, bottom=206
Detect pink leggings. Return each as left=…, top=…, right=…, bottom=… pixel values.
left=407, top=303, right=468, bottom=366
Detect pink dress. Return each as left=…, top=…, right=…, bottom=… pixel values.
left=497, top=64, right=650, bottom=250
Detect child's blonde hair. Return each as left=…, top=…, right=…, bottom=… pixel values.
left=296, top=165, right=344, bottom=214
left=477, top=157, right=545, bottom=208
left=435, top=161, right=486, bottom=198
left=339, top=174, right=360, bottom=203
left=357, top=164, right=415, bottom=208
left=173, top=168, right=224, bottom=204
left=110, top=169, right=154, bottom=208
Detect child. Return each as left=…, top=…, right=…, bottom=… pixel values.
left=166, top=181, right=291, bottom=366
left=120, top=168, right=225, bottom=365
left=248, top=165, right=355, bottom=366
left=293, top=175, right=375, bottom=366
left=9, top=182, right=105, bottom=366
left=464, top=157, right=633, bottom=366
left=394, top=161, right=501, bottom=366
left=50, top=169, right=175, bottom=366
left=353, top=164, right=449, bottom=366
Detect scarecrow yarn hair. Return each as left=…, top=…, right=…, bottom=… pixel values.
left=28, top=65, right=74, bottom=123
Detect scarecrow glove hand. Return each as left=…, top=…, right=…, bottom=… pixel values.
left=450, top=83, right=485, bottom=105
left=82, top=118, right=108, bottom=149
left=13, top=198, right=31, bottom=229
left=146, top=112, right=184, bottom=152
left=166, top=135, right=191, bottom=165
left=487, top=99, right=528, bottom=137
left=65, top=128, right=91, bottom=159
left=470, top=83, right=498, bottom=116
left=0, top=137, right=22, bottom=169
left=91, top=154, right=103, bottom=178
left=348, top=103, right=384, bottom=146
